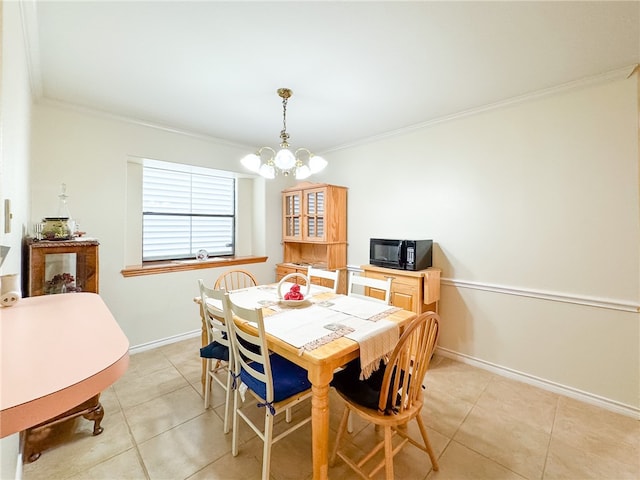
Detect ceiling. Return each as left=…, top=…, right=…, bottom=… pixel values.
left=25, top=1, right=640, bottom=153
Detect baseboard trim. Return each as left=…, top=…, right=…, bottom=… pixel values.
left=435, top=346, right=640, bottom=419
left=129, top=330, right=201, bottom=355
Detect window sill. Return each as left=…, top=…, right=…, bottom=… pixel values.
left=121, top=255, right=268, bottom=277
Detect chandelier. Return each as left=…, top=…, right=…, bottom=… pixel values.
left=240, top=88, right=327, bottom=179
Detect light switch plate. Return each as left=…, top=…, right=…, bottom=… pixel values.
left=4, top=199, right=11, bottom=234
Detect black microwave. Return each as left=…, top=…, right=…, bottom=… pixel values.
left=369, top=239, right=433, bottom=271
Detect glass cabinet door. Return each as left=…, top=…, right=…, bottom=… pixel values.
left=304, top=188, right=325, bottom=240
left=282, top=191, right=302, bottom=240
left=43, top=253, right=82, bottom=294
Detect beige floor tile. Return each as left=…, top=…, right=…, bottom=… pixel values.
left=425, top=357, right=495, bottom=404
left=22, top=410, right=135, bottom=480
left=127, top=348, right=175, bottom=377
left=475, top=376, right=559, bottom=434
left=161, top=336, right=202, bottom=366
left=124, top=384, right=207, bottom=444
left=426, top=441, right=527, bottom=480
left=113, top=364, right=190, bottom=409
left=422, top=387, right=475, bottom=438
left=137, top=410, right=231, bottom=480
left=65, top=448, right=147, bottom=479
left=551, top=396, right=640, bottom=474
left=186, top=451, right=264, bottom=480
left=544, top=435, right=640, bottom=480
left=177, top=357, right=206, bottom=387
left=454, top=404, right=550, bottom=480
left=269, top=422, right=314, bottom=480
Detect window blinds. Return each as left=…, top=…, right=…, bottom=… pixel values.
left=142, top=165, right=235, bottom=261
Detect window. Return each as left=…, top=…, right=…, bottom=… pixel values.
left=142, top=160, right=235, bottom=261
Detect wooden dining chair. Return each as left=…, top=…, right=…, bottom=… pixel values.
left=214, top=269, right=258, bottom=291
left=307, top=266, right=339, bottom=293
left=347, top=271, right=393, bottom=304
left=221, top=292, right=313, bottom=480
left=198, top=280, right=234, bottom=433
left=330, top=311, right=441, bottom=480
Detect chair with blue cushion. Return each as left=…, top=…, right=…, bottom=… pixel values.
left=330, top=311, right=441, bottom=480
left=221, top=291, right=312, bottom=480
left=198, top=280, right=234, bottom=433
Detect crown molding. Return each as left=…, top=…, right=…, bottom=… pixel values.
left=37, top=97, right=253, bottom=149
left=19, top=0, right=43, bottom=99
left=326, top=64, right=639, bottom=154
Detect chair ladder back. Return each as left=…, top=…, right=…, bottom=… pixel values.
left=214, top=269, right=258, bottom=291
left=307, top=266, right=339, bottom=293
left=225, top=295, right=274, bottom=403
left=199, top=280, right=230, bottom=348
left=378, top=312, right=440, bottom=414
left=348, top=272, right=393, bottom=304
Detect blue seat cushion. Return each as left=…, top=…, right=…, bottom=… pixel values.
left=240, top=353, right=311, bottom=402
left=200, top=341, right=229, bottom=361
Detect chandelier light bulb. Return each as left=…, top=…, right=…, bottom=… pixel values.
left=295, top=165, right=312, bottom=179
left=259, top=163, right=276, bottom=179
left=274, top=148, right=296, bottom=170
left=308, top=155, right=328, bottom=173
left=240, top=153, right=261, bottom=173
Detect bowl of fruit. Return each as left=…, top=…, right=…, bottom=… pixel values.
left=277, top=273, right=311, bottom=307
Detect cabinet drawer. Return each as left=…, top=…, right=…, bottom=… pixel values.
left=277, top=265, right=331, bottom=288
left=275, top=265, right=299, bottom=282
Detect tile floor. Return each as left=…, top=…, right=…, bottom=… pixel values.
left=22, top=336, right=639, bottom=480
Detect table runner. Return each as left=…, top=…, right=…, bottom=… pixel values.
left=260, top=294, right=400, bottom=379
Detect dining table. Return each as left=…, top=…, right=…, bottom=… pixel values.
left=197, top=283, right=417, bottom=480
left=1, top=292, right=130, bottom=462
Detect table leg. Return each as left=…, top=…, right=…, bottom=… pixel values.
left=310, top=369, right=333, bottom=480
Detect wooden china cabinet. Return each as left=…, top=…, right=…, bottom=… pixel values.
left=276, top=182, right=348, bottom=292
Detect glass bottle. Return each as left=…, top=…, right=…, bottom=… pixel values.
left=56, top=183, right=75, bottom=237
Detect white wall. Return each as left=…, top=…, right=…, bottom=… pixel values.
left=1, top=1, right=32, bottom=477
left=314, top=73, right=640, bottom=412
left=1, top=0, right=31, bottom=275
left=30, top=103, right=292, bottom=347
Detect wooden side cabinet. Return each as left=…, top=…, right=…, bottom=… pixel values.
left=23, top=238, right=99, bottom=297
left=360, top=264, right=441, bottom=314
